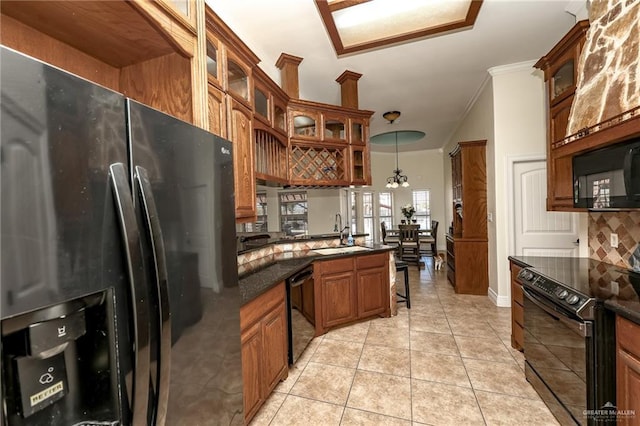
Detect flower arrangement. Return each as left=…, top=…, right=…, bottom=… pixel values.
left=401, top=204, right=416, bottom=220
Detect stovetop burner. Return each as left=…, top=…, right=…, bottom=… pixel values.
left=517, top=257, right=640, bottom=320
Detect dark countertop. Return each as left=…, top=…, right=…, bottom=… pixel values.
left=605, top=299, right=640, bottom=325
left=238, top=243, right=394, bottom=305
left=508, top=255, right=640, bottom=325
left=238, top=233, right=369, bottom=255
left=508, top=255, right=533, bottom=268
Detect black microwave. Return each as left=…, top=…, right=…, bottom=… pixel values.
left=573, top=138, right=640, bottom=209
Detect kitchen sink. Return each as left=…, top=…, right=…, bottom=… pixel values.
left=311, top=246, right=372, bottom=255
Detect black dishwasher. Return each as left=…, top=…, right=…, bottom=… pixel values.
left=286, top=266, right=315, bottom=364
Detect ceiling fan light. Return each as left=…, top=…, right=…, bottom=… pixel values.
left=382, top=110, right=401, bottom=124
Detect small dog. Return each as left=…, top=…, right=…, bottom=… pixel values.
left=434, top=253, right=445, bottom=270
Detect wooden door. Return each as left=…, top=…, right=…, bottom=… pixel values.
left=356, top=267, right=386, bottom=317
left=228, top=98, right=256, bottom=220
left=261, top=302, right=288, bottom=394
left=320, top=271, right=356, bottom=328
left=207, top=83, right=226, bottom=138
left=241, top=321, right=262, bottom=422
left=513, top=159, right=579, bottom=257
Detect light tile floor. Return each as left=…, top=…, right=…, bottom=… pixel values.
left=250, top=258, right=560, bottom=425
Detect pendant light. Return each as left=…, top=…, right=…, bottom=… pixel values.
left=383, top=111, right=409, bottom=189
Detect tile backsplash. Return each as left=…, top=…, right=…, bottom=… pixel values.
left=589, top=211, right=640, bottom=268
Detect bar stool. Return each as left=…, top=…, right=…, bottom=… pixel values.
left=395, top=260, right=410, bottom=309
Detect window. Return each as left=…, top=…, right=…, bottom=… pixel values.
left=379, top=192, right=393, bottom=229
left=279, top=191, right=308, bottom=236
left=412, top=190, right=431, bottom=230
left=242, top=192, right=268, bottom=232
left=362, top=192, right=373, bottom=240
left=350, top=190, right=357, bottom=233
left=345, top=189, right=394, bottom=242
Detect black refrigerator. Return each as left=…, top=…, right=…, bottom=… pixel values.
left=0, top=47, right=243, bottom=425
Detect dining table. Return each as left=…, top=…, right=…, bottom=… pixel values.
left=386, top=228, right=433, bottom=238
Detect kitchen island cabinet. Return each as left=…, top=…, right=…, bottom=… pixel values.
left=240, top=282, right=288, bottom=423
left=616, top=315, right=640, bottom=425
left=314, top=251, right=390, bottom=335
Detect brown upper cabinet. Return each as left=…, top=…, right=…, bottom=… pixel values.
left=1, top=0, right=205, bottom=126
left=323, top=115, right=347, bottom=142
left=350, top=119, right=366, bottom=145
left=205, top=6, right=260, bottom=221
left=287, top=99, right=373, bottom=186
left=253, top=67, right=289, bottom=184
left=205, top=35, right=223, bottom=89
left=159, top=0, right=198, bottom=30
left=226, top=51, right=252, bottom=106
left=291, top=109, right=321, bottom=140
left=535, top=20, right=589, bottom=211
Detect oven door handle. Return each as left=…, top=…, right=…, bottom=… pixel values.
left=522, top=287, right=592, bottom=337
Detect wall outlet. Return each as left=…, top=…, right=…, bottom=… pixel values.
left=611, top=233, right=619, bottom=248
left=611, top=281, right=619, bottom=296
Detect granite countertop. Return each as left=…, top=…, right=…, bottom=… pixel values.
left=238, top=243, right=394, bottom=305
left=508, top=255, right=640, bottom=325
left=604, top=299, right=640, bottom=325
left=237, top=233, right=369, bottom=255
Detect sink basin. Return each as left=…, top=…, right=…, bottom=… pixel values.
left=312, top=246, right=372, bottom=255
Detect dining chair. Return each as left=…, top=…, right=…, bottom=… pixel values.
left=381, top=221, right=399, bottom=247
left=398, top=224, right=421, bottom=268
left=419, top=220, right=439, bottom=256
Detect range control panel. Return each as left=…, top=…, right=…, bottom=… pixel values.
left=517, top=267, right=594, bottom=319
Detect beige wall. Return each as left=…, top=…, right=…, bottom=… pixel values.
left=307, top=189, right=343, bottom=235
left=444, top=61, right=588, bottom=306
left=490, top=62, right=549, bottom=305
left=443, top=74, right=494, bottom=296
left=371, top=149, right=446, bottom=250
left=253, top=186, right=343, bottom=235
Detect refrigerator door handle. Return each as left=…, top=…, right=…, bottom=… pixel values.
left=109, top=163, right=150, bottom=425
left=134, top=165, right=171, bottom=425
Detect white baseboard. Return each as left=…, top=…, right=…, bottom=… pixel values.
left=488, top=287, right=511, bottom=307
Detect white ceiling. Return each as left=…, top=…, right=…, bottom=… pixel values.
left=208, top=0, right=582, bottom=152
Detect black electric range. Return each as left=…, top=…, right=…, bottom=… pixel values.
left=515, top=257, right=640, bottom=425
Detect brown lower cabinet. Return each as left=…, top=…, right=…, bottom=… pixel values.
left=314, top=252, right=390, bottom=335
left=509, top=260, right=525, bottom=351
left=240, top=282, right=288, bottom=423
left=616, top=315, right=640, bottom=425
left=445, top=235, right=488, bottom=295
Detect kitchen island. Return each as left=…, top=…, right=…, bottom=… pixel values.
left=237, top=237, right=395, bottom=423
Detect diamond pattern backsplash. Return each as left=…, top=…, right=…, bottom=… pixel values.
left=589, top=211, right=640, bottom=268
